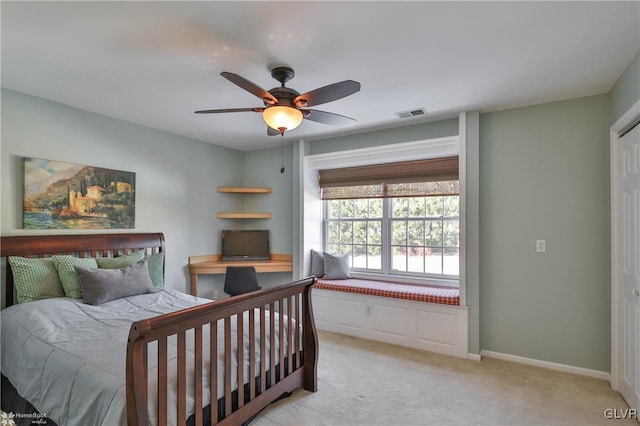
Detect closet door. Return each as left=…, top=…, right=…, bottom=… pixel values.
left=619, top=122, right=640, bottom=412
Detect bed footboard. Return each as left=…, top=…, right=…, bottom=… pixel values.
left=126, top=276, right=317, bottom=426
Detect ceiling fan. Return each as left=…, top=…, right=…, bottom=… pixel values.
left=195, top=66, right=361, bottom=136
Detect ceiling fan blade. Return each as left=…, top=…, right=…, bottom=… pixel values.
left=267, top=126, right=280, bottom=136
left=194, top=107, right=264, bottom=114
left=302, top=109, right=357, bottom=127
left=220, top=72, right=278, bottom=105
left=294, top=80, right=360, bottom=107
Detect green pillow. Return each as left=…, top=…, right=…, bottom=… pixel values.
left=146, top=252, right=165, bottom=288
left=52, top=255, right=98, bottom=299
left=96, top=251, right=144, bottom=269
left=8, top=256, right=65, bottom=304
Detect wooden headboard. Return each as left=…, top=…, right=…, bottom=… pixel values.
left=1, top=233, right=165, bottom=307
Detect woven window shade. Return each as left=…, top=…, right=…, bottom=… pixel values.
left=321, top=184, right=384, bottom=200
left=322, top=181, right=459, bottom=200
left=319, top=156, right=459, bottom=188
left=386, top=181, right=459, bottom=198
left=319, top=156, right=459, bottom=200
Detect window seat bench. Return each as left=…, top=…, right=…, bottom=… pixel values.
left=312, top=278, right=468, bottom=358
left=315, top=278, right=460, bottom=306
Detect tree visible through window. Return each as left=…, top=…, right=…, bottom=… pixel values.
left=326, top=198, right=383, bottom=270
left=391, top=195, right=459, bottom=276
left=324, top=192, right=459, bottom=280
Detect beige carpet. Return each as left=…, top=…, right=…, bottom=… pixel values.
left=253, top=331, right=635, bottom=426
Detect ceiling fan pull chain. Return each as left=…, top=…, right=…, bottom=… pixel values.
left=280, top=133, right=285, bottom=174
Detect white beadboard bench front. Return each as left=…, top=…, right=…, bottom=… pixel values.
left=312, top=278, right=468, bottom=358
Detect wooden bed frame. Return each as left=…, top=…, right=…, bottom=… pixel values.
left=1, top=232, right=318, bottom=426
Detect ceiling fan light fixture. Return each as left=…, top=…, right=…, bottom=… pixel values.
left=262, top=106, right=303, bottom=132
left=196, top=68, right=360, bottom=135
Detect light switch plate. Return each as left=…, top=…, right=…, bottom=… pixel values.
left=536, top=240, right=546, bottom=253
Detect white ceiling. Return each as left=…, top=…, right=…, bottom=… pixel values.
left=2, top=1, right=639, bottom=151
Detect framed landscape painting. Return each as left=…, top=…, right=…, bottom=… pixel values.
left=23, top=157, right=136, bottom=229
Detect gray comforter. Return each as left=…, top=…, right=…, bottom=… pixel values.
left=1, top=289, right=287, bottom=425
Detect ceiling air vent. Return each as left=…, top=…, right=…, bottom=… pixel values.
left=395, top=108, right=427, bottom=119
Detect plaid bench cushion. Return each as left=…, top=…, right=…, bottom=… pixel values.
left=316, top=278, right=460, bottom=306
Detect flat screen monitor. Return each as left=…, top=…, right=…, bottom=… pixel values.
left=221, top=230, right=270, bottom=261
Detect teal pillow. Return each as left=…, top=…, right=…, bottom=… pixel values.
left=146, top=252, right=164, bottom=288
left=96, top=251, right=145, bottom=269
left=8, top=256, right=65, bottom=303
left=52, top=255, right=98, bottom=299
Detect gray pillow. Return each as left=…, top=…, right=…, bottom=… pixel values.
left=322, top=252, right=352, bottom=280
left=75, top=259, right=155, bottom=305
left=310, top=249, right=325, bottom=277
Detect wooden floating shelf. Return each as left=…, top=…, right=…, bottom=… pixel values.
left=217, top=187, right=272, bottom=194
left=216, top=212, right=273, bottom=219
left=216, top=187, right=273, bottom=219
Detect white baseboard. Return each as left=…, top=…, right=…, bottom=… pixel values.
left=467, top=353, right=481, bottom=361
left=480, top=350, right=611, bottom=381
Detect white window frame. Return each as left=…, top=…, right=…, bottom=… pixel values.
left=322, top=195, right=460, bottom=284
left=305, top=135, right=461, bottom=288
left=323, top=198, right=384, bottom=272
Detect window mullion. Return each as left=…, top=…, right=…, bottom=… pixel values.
left=350, top=220, right=355, bottom=268
left=381, top=198, right=391, bottom=274
left=322, top=200, right=328, bottom=250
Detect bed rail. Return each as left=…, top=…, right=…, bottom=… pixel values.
left=126, top=276, right=318, bottom=426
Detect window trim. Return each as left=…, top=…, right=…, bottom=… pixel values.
left=306, top=136, right=459, bottom=170
left=302, top=134, right=464, bottom=295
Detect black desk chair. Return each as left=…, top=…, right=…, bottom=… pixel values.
left=223, top=266, right=261, bottom=296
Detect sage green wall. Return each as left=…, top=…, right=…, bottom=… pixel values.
left=309, top=117, right=459, bottom=155
left=194, top=144, right=296, bottom=296
left=0, top=89, right=244, bottom=304
left=479, top=95, right=611, bottom=371
left=302, top=95, right=611, bottom=371
left=609, top=49, right=639, bottom=125
left=0, top=86, right=618, bottom=371
left=242, top=145, right=295, bottom=288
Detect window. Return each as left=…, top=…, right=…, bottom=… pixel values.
left=325, top=198, right=383, bottom=270
left=320, top=157, right=460, bottom=282
left=390, top=195, right=459, bottom=276
left=324, top=191, right=459, bottom=280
